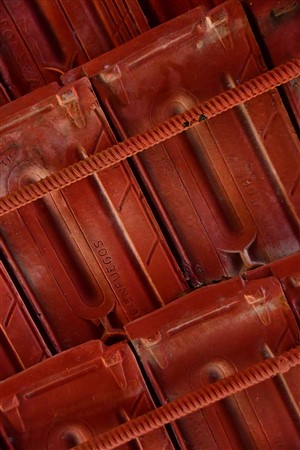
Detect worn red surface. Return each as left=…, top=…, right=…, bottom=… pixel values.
left=244, top=0, right=300, bottom=129
left=139, top=0, right=213, bottom=24
left=0, top=0, right=300, bottom=448
left=126, top=276, right=300, bottom=449
left=0, top=340, right=173, bottom=450
left=140, top=0, right=300, bottom=129
left=0, top=0, right=148, bottom=100
left=0, top=77, right=186, bottom=350
left=0, top=261, right=51, bottom=381
left=0, top=84, right=10, bottom=107
left=63, top=1, right=300, bottom=286
left=246, top=252, right=300, bottom=323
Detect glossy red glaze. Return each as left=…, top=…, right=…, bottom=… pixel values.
left=126, top=276, right=300, bottom=449
left=0, top=78, right=186, bottom=349
left=63, top=1, right=300, bottom=286
left=0, top=340, right=174, bottom=450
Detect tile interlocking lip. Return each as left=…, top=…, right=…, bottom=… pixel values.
left=0, top=57, right=299, bottom=217
left=71, top=346, right=300, bottom=450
